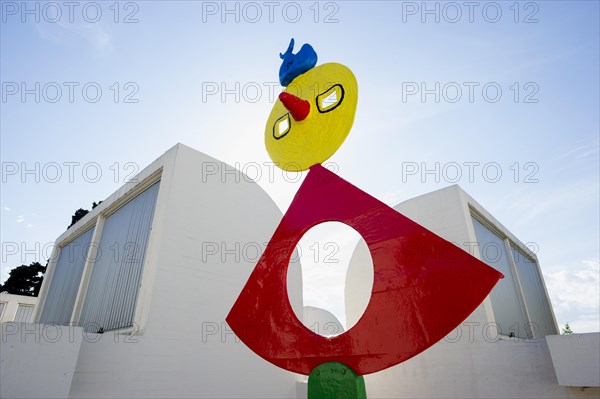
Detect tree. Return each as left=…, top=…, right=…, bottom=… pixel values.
left=562, top=322, right=574, bottom=334
left=67, top=201, right=103, bottom=228
left=68, top=208, right=89, bottom=229
left=0, top=262, right=46, bottom=296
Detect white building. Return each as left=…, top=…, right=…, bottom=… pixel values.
left=2, top=144, right=304, bottom=398
left=346, top=185, right=599, bottom=398
left=0, top=293, right=37, bottom=323
left=1, top=144, right=598, bottom=398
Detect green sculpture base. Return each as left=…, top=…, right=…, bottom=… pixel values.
left=307, top=362, right=367, bottom=399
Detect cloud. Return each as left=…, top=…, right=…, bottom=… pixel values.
left=569, top=315, right=600, bottom=334
left=3, top=207, right=11, bottom=211
left=34, top=20, right=113, bottom=54
left=500, top=180, right=598, bottom=226
left=544, top=259, right=600, bottom=333
left=16, top=215, right=24, bottom=223
left=553, top=138, right=599, bottom=162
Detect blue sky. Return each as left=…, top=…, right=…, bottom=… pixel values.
left=1, top=1, right=598, bottom=333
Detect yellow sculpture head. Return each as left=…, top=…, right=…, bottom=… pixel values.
left=265, top=62, right=358, bottom=171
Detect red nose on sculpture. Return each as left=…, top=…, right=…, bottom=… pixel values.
left=279, top=92, right=310, bottom=121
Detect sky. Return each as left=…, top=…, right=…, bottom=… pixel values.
left=1, top=1, right=598, bottom=333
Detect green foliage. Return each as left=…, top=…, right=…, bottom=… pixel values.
left=562, top=322, right=574, bottom=334
left=0, top=262, right=46, bottom=296
left=68, top=208, right=89, bottom=229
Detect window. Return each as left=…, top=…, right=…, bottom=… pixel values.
left=511, top=246, right=557, bottom=337
left=471, top=216, right=528, bottom=338
left=39, top=227, right=95, bottom=325
left=79, top=182, right=160, bottom=332
left=14, top=304, right=35, bottom=322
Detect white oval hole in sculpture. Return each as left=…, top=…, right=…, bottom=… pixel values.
left=287, top=221, right=374, bottom=337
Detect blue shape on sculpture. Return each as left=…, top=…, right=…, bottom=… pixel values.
left=279, top=39, right=318, bottom=87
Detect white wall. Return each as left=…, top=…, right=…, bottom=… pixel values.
left=1, top=323, right=83, bottom=398
left=344, top=239, right=372, bottom=329
left=362, top=333, right=599, bottom=398
left=547, top=333, right=600, bottom=387
left=302, top=306, right=345, bottom=337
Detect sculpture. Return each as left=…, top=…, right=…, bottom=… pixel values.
left=226, top=39, right=503, bottom=398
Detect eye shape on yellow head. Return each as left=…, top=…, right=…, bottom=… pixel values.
left=273, top=113, right=291, bottom=140
left=265, top=63, right=358, bottom=172
left=316, top=84, right=344, bottom=113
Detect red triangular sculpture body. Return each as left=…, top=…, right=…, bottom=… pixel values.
left=227, top=164, right=502, bottom=375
